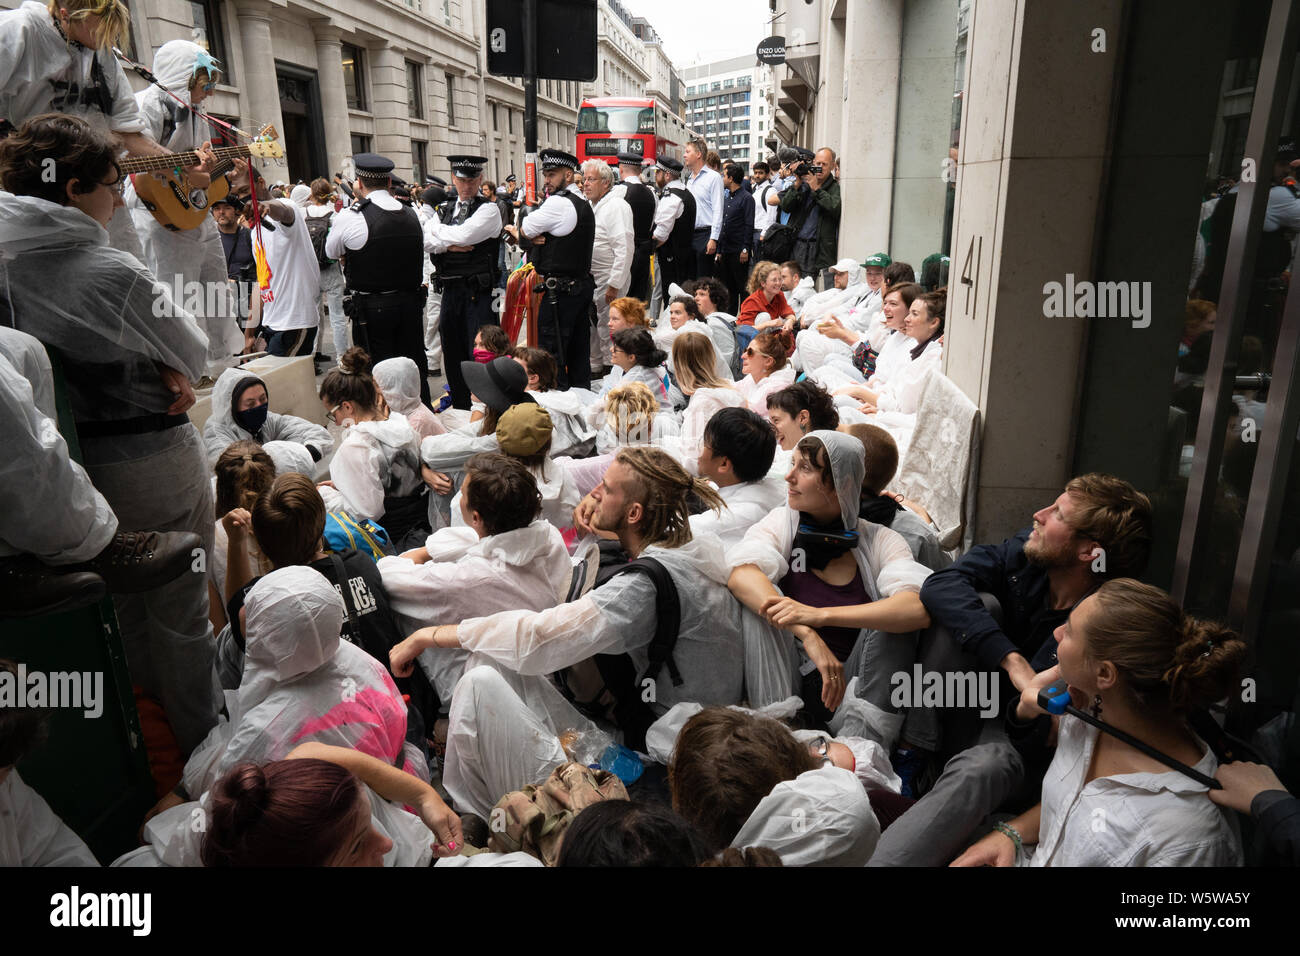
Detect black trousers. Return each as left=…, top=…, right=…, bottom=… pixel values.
left=350, top=289, right=431, bottom=408
left=628, top=245, right=652, bottom=302
left=537, top=275, right=595, bottom=391
left=691, top=228, right=714, bottom=280
left=438, top=278, right=497, bottom=410
left=659, top=253, right=684, bottom=301
left=717, top=250, right=749, bottom=317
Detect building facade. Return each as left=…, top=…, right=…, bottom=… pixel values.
left=582, top=0, right=650, bottom=101
left=681, top=56, right=774, bottom=169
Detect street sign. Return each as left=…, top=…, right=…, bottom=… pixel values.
left=487, top=0, right=598, bottom=81
left=756, top=35, right=786, bottom=65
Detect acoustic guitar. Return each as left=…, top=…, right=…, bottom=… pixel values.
left=125, top=129, right=284, bottom=231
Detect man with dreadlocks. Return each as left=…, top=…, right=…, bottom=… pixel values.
left=390, top=447, right=749, bottom=816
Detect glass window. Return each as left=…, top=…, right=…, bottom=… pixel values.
left=508, top=108, right=513, bottom=134
left=411, top=140, right=427, bottom=184
left=576, top=104, right=655, bottom=134
left=350, top=133, right=371, bottom=154
left=189, top=1, right=229, bottom=83
left=724, top=78, right=734, bottom=88
left=445, top=72, right=456, bottom=126
left=492, top=103, right=498, bottom=131
left=406, top=61, right=423, bottom=119
left=342, top=44, right=365, bottom=111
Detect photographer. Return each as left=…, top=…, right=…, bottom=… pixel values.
left=778, top=147, right=841, bottom=287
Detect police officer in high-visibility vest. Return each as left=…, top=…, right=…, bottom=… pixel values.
left=504, top=148, right=596, bottom=390
left=422, top=155, right=502, bottom=409
left=613, top=151, right=657, bottom=302
left=325, top=153, right=431, bottom=406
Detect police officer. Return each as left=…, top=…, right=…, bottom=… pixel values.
left=613, top=152, right=657, bottom=302
left=651, top=156, right=696, bottom=303
left=503, top=148, right=595, bottom=390
left=325, top=153, right=431, bottom=406
left=422, top=155, right=503, bottom=410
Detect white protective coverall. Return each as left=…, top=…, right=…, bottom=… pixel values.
left=0, top=1, right=147, bottom=260
left=181, top=566, right=426, bottom=798
left=725, top=430, right=933, bottom=749
left=439, top=535, right=749, bottom=813
left=378, top=518, right=573, bottom=704
left=320, top=412, right=429, bottom=548
left=262, top=439, right=316, bottom=477
left=203, top=367, right=332, bottom=466
left=688, top=474, right=786, bottom=553
left=735, top=365, right=797, bottom=417
left=0, top=332, right=116, bottom=563
left=125, top=40, right=242, bottom=370
left=528, top=387, right=596, bottom=458
left=657, top=386, right=747, bottom=474
left=449, top=456, right=580, bottom=533
left=0, top=769, right=99, bottom=866
left=0, top=191, right=218, bottom=753
left=373, top=358, right=445, bottom=442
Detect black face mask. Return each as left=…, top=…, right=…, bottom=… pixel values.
left=233, top=403, right=269, bottom=436
left=792, top=512, right=858, bottom=571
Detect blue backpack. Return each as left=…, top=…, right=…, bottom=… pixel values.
left=323, top=511, right=395, bottom=561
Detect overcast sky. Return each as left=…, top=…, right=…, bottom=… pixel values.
left=619, top=0, right=775, bottom=69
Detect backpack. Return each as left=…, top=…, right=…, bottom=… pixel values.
left=759, top=222, right=796, bottom=262
left=561, top=555, right=683, bottom=753
left=486, top=762, right=628, bottom=865
left=305, top=210, right=334, bottom=269
left=322, top=511, right=395, bottom=561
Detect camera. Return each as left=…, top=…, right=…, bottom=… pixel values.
left=795, top=162, right=823, bottom=177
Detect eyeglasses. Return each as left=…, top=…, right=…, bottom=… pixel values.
left=99, top=169, right=125, bottom=196
left=325, top=403, right=342, bottom=424
left=808, top=736, right=833, bottom=768
left=743, top=347, right=766, bottom=359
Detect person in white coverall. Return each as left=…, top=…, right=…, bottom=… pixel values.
left=203, top=366, right=333, bottom=467
left=0, top=114, right=220, bottom=754
left=0, top=0, right=196, bottom=260
left=125, top=40, right=242, bottom=371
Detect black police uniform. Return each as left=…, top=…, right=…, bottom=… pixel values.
left=614, top=154, right=657, bottom=301
left=431, top=190, right=501, bottom=409
left=341, top=155, right=430, bottom=406
left=659, top=180, right=696, bottom=301
left=531, top=152, right=597, bottom=390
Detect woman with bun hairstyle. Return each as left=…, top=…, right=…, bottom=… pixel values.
left=953, top=579, right=1246, bottom=867
left=319, top=347, right=431, bottom=552
left=735, top=329, right=796, bottom=417
left=833, top=289, right=945, bottom=417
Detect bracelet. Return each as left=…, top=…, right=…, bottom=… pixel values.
left=993, top=821, right=1022, bottom=861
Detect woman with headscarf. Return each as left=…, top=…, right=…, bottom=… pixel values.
left=726, top=430, right=932, bottom=742
left=125, top=38, right=243, bottom=370
left=203, top=366, right=333, bottom=468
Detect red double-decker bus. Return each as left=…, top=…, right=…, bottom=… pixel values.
left=575, top=97, right=693, bottom=166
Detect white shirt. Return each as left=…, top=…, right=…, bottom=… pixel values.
left=324, top=189, right=403, bottom=259
left=753, top=180, right=778, bottom=234
left=652, top=184, right=687, bottom=244
left=521, top=183, right=583, bottom=239
left=0, top=770, right=98, bottom=866
left=1026, top=717, right=1242, bottom=867
left=422, top=199, right=503, bottom=254
left=686, top=165, right=725, bottom=240
left=590, top=188, right=634, bottom=293
left=689, top=475, right=787, bottom=551
left=254, top=206, right=321, bottom=332
left=874, top=337, right=942, bottom=414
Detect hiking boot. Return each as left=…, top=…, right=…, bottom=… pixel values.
left=0, top=555, right=106, bottom=619
left=193, top=375, right=216, bottom=390
left=81, top=530, right=202, bottom=594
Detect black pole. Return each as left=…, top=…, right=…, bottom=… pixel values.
left=522, top=0, right=539, bottom=205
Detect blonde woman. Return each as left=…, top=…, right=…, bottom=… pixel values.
left=566, top=381, right=679, bottom=496
left=663, top=330, right=745, bottom=471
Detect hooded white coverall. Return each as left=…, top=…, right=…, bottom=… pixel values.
left=726, top=429, right=933, bottom=750
left=0, top=191, right=218, bottom=753
left=202, top=366, right=332, bottom=467
left=126, top=40, right=243, bottom=371
left=0, top=1, right=147, bottom=260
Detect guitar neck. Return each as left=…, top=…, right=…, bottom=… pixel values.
left=120, top=145, right=253, bottom=174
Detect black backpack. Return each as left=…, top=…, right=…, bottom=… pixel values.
left=305, top=210, right=335, bottom=269
left=759, top=222, right=797, bottom=262
left=564, top=554, right=683, bottom=753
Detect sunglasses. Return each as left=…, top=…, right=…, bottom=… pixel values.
left=743, top=347, right=768, bottom=359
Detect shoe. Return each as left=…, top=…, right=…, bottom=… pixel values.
left=79, top=530, right=203, bottom=594
left=193, top=375, right=216, bottom=390
left=0, top=555, right=106, bottom=619
left=313, top=352, right=333, bottom=363
left=890, top=746, right=931, bottom=799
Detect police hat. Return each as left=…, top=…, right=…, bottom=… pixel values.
left=423, top=174, right=448, bottom=187
left=616, top=150, right=644, bottom=166
left=505, top=173, right=518, bottom=183
left=539, top=148, right=580, bottom=172
left=420, top=184, right=447, bottom=206
left=353, top=153, right=395, bottom=180
left=654, top=155, right=683, bottom=173
left=1278, top=137, right=1299, bottom=163
left=449, top=154, right=488, bottom=179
